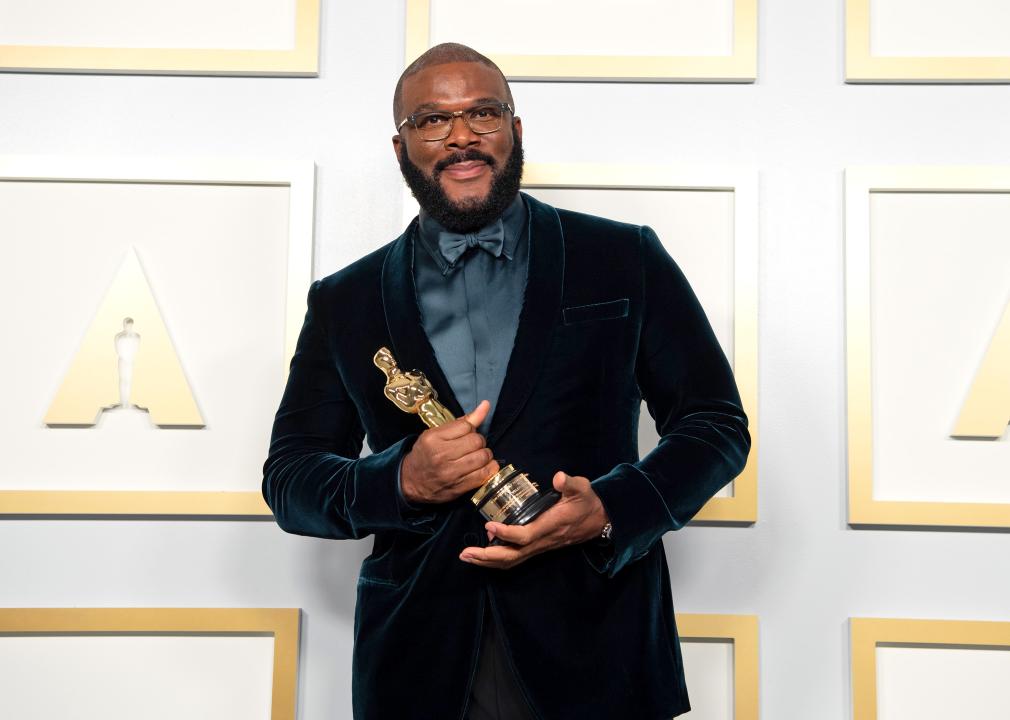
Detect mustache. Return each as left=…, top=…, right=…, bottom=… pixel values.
left=434, top=150, right=496, bottom=175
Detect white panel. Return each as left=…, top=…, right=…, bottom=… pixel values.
left=877, top=645, right=1010, bottom=720
left=870, top=0, right=1010, bottom=57
left=527, top=188, right=736, bottom=498
left=429, top=0, right=734, bottom=57
left=0, top=181, right=291, bottom=492
left=681, top=640, right=735, bottom=720
left=0, top=635, right=274, bottom=720
left=0, top=0, right=296, bottom=50
left=870, top=192, right=1010, bottom=503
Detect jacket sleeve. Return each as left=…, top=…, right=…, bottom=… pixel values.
left=587, top=226, right=751, bottom=576
left=262, top=280, right=438, bottom=540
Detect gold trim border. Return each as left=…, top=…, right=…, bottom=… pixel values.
left=846, top=166, right=1010, bottom=528
left=0, top=0, right=319, bottom=76
left=850, top=617, right=1010, bottom=720
left=0, top=156, right=316, bottom=517
left=846, top=0, right=1010, bottom=83
left=521, top=163, right=759, bottom=524
left=405, top=0, right=757, bottom=82
left=0, top=608, right=300, bottom=720
left=677, top=613, right=760, bottom=720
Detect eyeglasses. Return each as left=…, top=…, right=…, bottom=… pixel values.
left=397, top=102, right=513, bottom=142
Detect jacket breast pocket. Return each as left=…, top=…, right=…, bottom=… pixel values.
left=562, top=298, right=630, bottom=325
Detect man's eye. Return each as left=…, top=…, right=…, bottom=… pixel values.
left=417, top=114, right=449, bottom=128
left=469, top=106, right=500, bottom=119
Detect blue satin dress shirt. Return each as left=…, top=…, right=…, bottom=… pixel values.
left=413, top=194, right=529, bottom=436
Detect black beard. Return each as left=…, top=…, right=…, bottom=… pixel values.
left=398, top=129, right=524, bottom=233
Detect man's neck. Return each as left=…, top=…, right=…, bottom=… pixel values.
left=417, top=193, right=527, bottom=272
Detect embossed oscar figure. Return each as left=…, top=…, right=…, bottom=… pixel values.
left=373, top=347, right=559, bottom=529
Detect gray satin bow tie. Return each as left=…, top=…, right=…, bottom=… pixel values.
left=437, top=220, right=505, bottom=268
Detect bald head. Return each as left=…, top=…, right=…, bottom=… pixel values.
left=393, top=43, right=514, bottom=124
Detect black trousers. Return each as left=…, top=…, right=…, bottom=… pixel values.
left=467, top=608, right=536, bottom=720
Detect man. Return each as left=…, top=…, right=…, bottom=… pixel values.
left=263, top=43, right=749, bottom=720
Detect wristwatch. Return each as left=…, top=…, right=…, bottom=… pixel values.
left=599, top=522, right=613, bottom=542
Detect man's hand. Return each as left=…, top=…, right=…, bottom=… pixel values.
left=400, top=400, right=500, bottom=504
left=458, top=471, right=610, bottom=569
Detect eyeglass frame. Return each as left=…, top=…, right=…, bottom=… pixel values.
left=396, top=102, right=515, bottom=141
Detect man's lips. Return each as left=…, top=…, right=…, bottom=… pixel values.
left=440, top=160, right=489, bottom=180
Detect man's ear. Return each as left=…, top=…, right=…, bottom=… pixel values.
left=392, top=134, right=402, bottom=160
left=513, top=116, right=523, bottom=142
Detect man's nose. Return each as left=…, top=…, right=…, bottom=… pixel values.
left=444, top=115, right=480, bottom=149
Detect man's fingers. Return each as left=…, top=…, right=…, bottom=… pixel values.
left=459, top=543, right=525, bottom=568
left=443, top=431, right=487, bottom=461
left=485, top=521, right=536, bottom=546
left=437, top=417, right=478, bottom=440
left=463, top=400, right=491, bottom=429
left=452, top=447, right=493, bottom=475
left=438, top=400, right=491, bottom=440
left=454, top=453, right=498, bottom=492
left=554, top=471, right=590, bottom=497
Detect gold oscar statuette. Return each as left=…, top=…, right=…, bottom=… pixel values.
left=373, top=347, right=559, bottom=527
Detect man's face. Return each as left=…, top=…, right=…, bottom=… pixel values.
left=393, top=62, right=523, bottom=233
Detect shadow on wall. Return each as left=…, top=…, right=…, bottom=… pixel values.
left=309, top=532, right=372, bottom=621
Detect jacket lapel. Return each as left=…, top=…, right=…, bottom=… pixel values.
left=380, top=220, right=465, bottom=420
left=487, top=194, right=565, bottom=445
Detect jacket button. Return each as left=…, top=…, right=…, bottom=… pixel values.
left=463, top=532, right=480, bottom=546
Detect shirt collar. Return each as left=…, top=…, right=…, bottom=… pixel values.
left=417, top=193, right=527, bottom=274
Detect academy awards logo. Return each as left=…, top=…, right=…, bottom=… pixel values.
left=44, top=248, right=203, bottom=428
left=951, top=295, right=1010, bottom=440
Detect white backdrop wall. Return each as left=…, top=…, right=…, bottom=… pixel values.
left=1, top=1, right=1010, bottom=718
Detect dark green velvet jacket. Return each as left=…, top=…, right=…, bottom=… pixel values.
left=263, top=193, right=750, bottom=720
